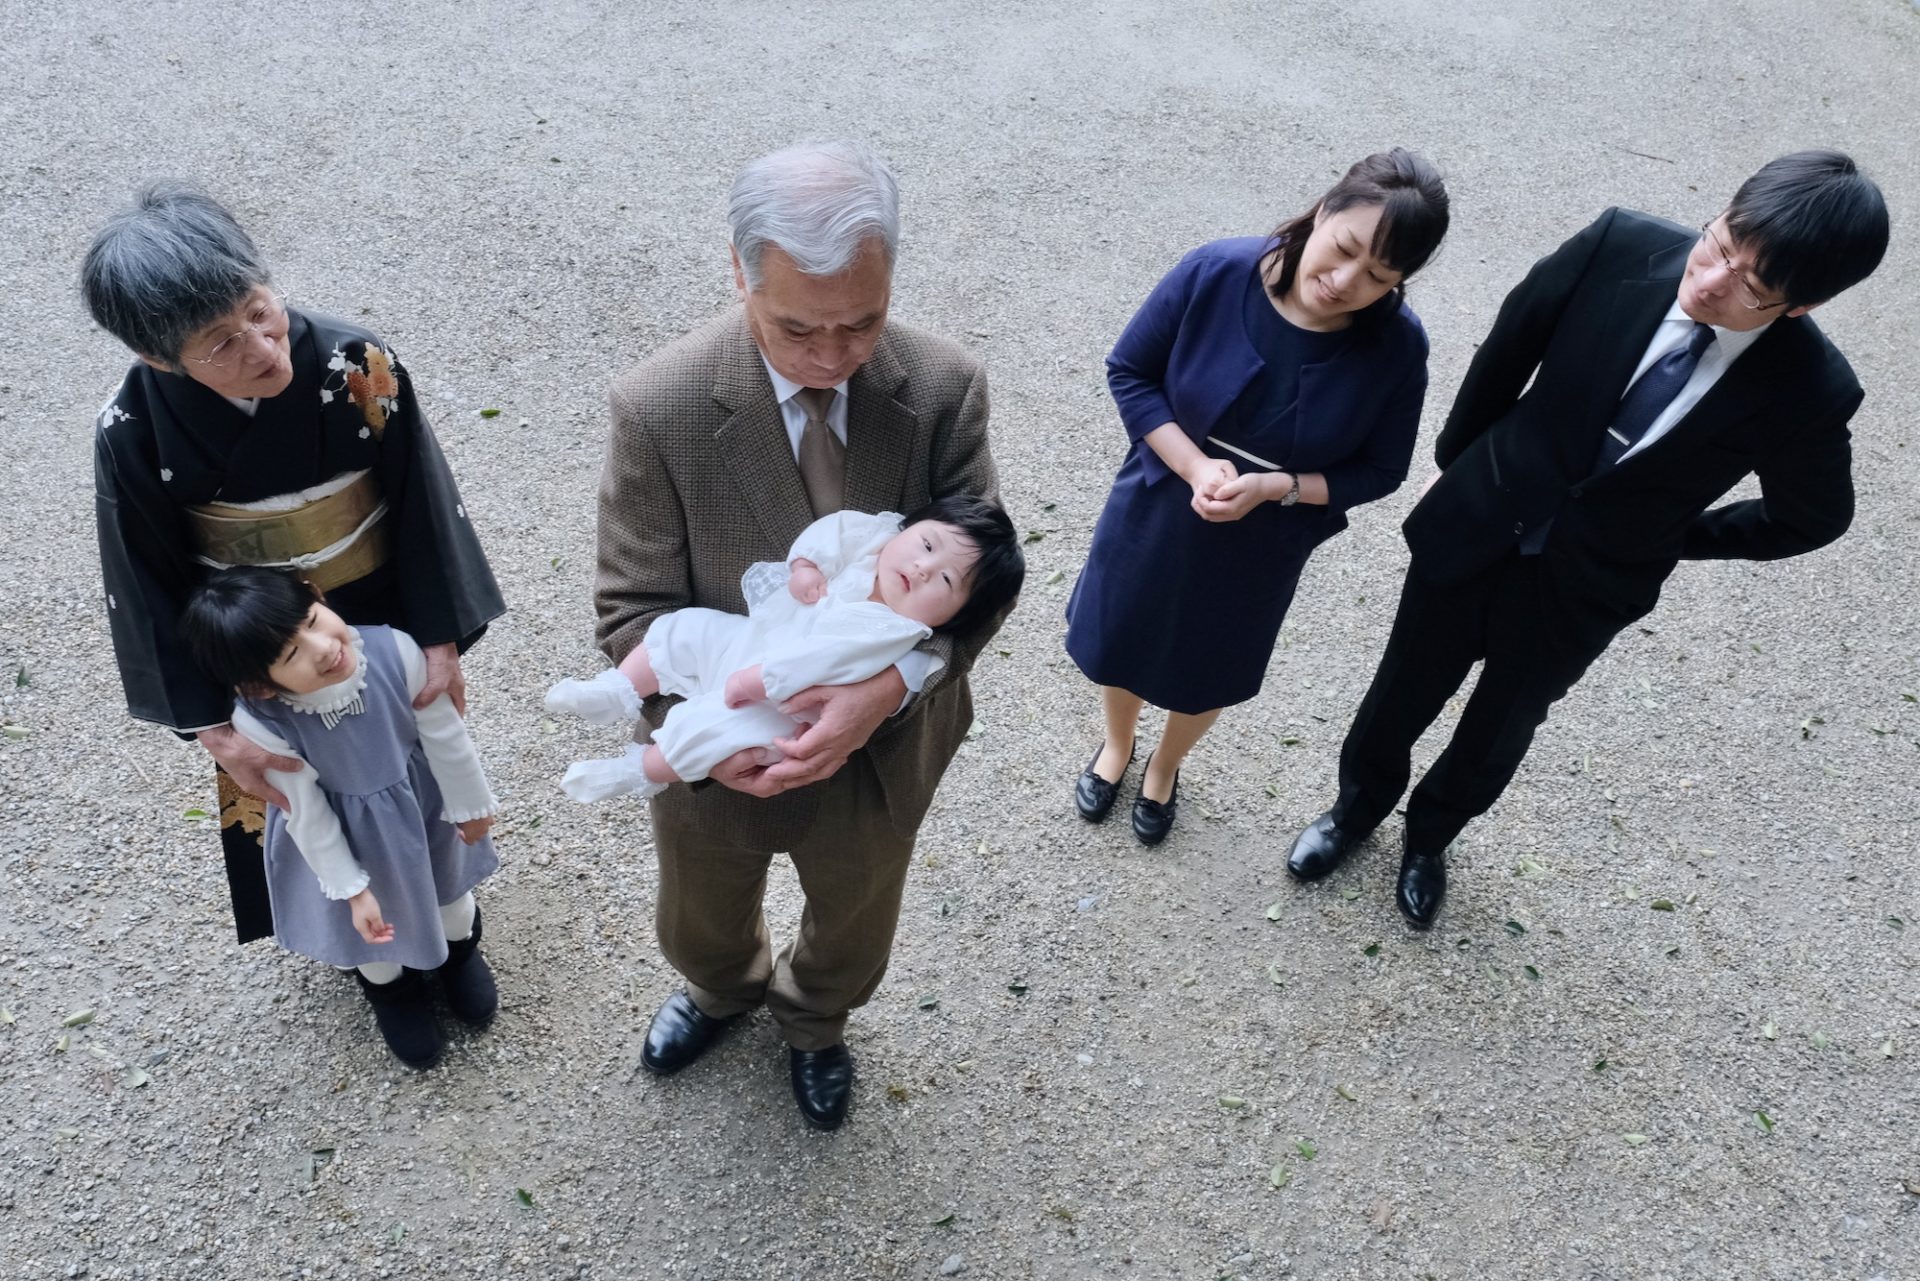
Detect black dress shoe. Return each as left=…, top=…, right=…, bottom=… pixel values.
left=790, top=1044, right=855, bottom=1131
left=640, top=991, right=735, bottom=1076
left=356, top=969, right=442, bottom=1070
left=1130, top=761, right=1179, bottom=846
left=1074, top=742, right=1135, bottom=821
left=435, top=905, right=498, bottom=1027
left=1286, top=809, right=1374, bottom=881
left=1395, top=846, right=1447, bottom=928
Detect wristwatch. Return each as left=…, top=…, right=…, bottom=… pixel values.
left=1279, top=473, right=1301, bottom=506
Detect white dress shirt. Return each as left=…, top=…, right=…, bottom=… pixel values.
left=1617, top=301, right=1772, bottom=462
left=755, top=353, right=935, bottom=699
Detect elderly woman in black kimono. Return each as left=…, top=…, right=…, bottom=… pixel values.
left=85, top=186, right=505, bottom=944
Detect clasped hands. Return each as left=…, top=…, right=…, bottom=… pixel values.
left=1184, top=457, right=1293, bottom=523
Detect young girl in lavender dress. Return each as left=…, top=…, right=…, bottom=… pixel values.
left=181, top=567, right=502, bottom=1069
left=546, top=497, right=1025, bottom=802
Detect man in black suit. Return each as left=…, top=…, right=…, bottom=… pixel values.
left=1286, top=150, right=1890, bottom=927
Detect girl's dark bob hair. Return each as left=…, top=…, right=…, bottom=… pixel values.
left=897, top=494, right=1026, bottom=635
left=180, top=566, right=322, bottom=692
left=1260, top=147, right=1450, bottom=319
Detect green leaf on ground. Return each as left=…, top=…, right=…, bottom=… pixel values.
left=1811, top=1031, right=1833, bottom=1050
left=1622, top=1133, right=1649, bottom=1147
left=1524, top=965, right=1541, bottom=981
left=123, top=1066, right=151, bottom=1089
left=1362, top=942, right=1381, bottom=958
left=1761, top=1021, right=1777, bottom=1040
left=515, top=1188, right=535, bottom=1208
left=1504, top=920, right=1527, bottom=937
left=916, top=995, right=939, bottom=1011
left=1268, top=1164, right=1292, bottom=1189
left=1883, top=1040, right=1896, bottom=1058
left=0, top=1008, right=13, bottom=1025
left=478, top=408, right=502, bottom=418
left=1335, top=1084, right=1358, bottom=1102
left=182, top=807, right=210, bottom=821
left=13, top=667, right=26, bottom=688
left=53, top=1034, right=69, bottom=1053
left=1218, top=1096, right=1246, bottom=1110
left=1263, top=783, right=1278, bottom=798
left=1515, top=856, right=1548, bottom=878
left=1044, top=569, right=1064, bottom=586
left=1592, top=1058, right=1608, bottom=1071
left=1023, top=530, right=1045, bottom=544
left=1006, top=978, right=1029, bottom=995
left=1754, top=1110, right=1774, bottom=1134
left=1649, top=899, right=1675, bottom=911
left=1295, top=1139, right=1317, bottom=1161
left=1279, top=735, right=1300, bottom=746
left=2, top=726, right=30, bottom=740
left=62, top=1009, right=95, bottom=1028
left=1264, top=902, right=1284, bottom=922
left=1888, top=916, right=1906, bottom=933
left=1340, top=888, right=1361, bottom=901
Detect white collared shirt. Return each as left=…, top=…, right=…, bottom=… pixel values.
left=1617, top=300, right=1772, bottom=461
left=758, top=355, right=849, bottom=459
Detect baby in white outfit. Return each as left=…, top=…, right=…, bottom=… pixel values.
left=547, top=497, right=1024, bottom=802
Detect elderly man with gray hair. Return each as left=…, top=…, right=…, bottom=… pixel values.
left=594, top=140, right=1005, bottom=1129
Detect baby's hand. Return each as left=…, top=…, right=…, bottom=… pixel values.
left=788, top=560, right=828, bottom=604
left=348, top=888, right=394, bottom=945
left=455, top=816, right=494, bottom=845
left=724, top=664, right=768, bottom=709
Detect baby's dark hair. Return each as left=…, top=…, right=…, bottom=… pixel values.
left=900, top=495, right=1025, bottom=634
left=180, top=566, right=322, bottom=692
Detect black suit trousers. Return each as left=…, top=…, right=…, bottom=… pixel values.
left=1336, top=554, right=1621, bottom=851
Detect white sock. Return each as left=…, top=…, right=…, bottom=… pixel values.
left=440, top=892, right=476, bottom=942
left=358, top=961, right=403, bottom=985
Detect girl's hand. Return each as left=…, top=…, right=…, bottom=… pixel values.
left=724, top=664, right=768, bottom=709
left=788, top=560, right=828, bottom=604
left=1196, top=472, right=1281, bottom=523
left=455, top=816, right=494, bottom=845
left=348, top=889, right=394, bottom=944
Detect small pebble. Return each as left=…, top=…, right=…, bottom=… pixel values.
left=940, top=1255, right=965, bottom=1276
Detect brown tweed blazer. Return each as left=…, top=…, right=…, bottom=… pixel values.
left=595, top=306, right=1003, bottom=849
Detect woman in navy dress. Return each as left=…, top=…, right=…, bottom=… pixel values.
left=1065, top=150, right=1450, bottom=844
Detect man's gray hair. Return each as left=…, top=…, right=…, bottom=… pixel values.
left=728, top=141, right=900, bottom=290
left=81, top=185, right=271, bottom=366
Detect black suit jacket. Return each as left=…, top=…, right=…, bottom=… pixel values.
left=1403, top=207, right=1860, bottom=639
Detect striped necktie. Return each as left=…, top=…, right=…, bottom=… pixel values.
left=1593, top=321, right=1717, bottom=471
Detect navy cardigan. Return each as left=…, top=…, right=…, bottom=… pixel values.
left=1105, top=236, right=1430, bottom=514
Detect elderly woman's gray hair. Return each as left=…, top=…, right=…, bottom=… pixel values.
left=82, top=185, right=271, bottom=366
left=728, top=141, right=901, bottom=290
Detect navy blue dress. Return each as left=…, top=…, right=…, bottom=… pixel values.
left=1066, top=237, right=1431, bottom=714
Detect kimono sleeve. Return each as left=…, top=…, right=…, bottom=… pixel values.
left=373, top=348, right=506, bottom=650
left=94, top=426, right=230, bottom=732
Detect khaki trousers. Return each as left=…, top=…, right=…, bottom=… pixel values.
left=649, top=754, right=916, bottom=1052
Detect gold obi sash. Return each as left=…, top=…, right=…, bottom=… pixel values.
left=185, top=470, right=391, bottom=593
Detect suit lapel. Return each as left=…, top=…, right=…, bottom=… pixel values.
left=842, top=333, right=919, bottom=513
left=710, top=313, right=817, bottom=545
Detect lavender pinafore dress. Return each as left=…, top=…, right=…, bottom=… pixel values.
left=244, top=626, right=498, bottom=970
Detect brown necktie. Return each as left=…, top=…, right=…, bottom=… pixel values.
left=793, top=386, right=844, bottom=516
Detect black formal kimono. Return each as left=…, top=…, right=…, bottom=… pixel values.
left=1335, top=207, right=1860, bottom=852
left=94, top=309, right=505, bottom=940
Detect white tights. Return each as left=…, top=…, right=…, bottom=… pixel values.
left=352, top=892, right=477, bottom=985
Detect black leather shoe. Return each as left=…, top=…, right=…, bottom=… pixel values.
left=1130, top=761, right=1179, bottom=846
left=640, top=991, right=735, bottom=1076
left=790, top=1044, right=855, bottom=1131
left=435, top=905, right=498, bottom=1027
left=356, top=969, right=442, bottom=1070
left=1286, top=809, right=1375, bottom=881
left=1395, top=846, right=1447, bottom=928
left=1074, top=742, right=1134, bottom=821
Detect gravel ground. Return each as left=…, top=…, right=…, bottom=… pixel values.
left=2, top=2, right=1917, bottom=1278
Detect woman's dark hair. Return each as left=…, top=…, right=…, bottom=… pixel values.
left=81, top=184, right=271, bottom=368
left=180, top=567, right=322, bottom=692
left=1725, top=149, right=1888, bottom=308
left=899, top=495, right=1025, bottom=634
left=1260, top=148, right=1450, bottom=314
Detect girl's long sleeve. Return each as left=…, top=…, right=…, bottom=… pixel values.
left=394, top=630, right=498, bottom=823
